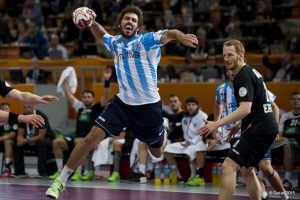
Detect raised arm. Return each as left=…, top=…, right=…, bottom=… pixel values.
left=63, top=78, right=77, bottom=105
left=90, top=21, right=108, bottom=43
left=100, top=67, right=112, bottom=107
left=160, top=29, right=198, bottom=48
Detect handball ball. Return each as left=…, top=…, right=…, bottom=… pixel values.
left=72, top=7, right=96, bottom=29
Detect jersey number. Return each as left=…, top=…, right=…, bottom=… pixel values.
left=263, top=103, right=272, bottom=113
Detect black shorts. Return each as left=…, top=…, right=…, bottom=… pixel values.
left=228, top=131, right=277, bottom=168
left=63, top=136, right=75, bottom=151
left=95, top=95, right=164, bottom=148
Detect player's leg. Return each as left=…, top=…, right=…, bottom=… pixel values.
left=240, top=167, right=261, bottom=200
left=46, top=126, right=106, bottom=199
left=50, top=137, right=69, bottom=180
left=259, top=154, right=289, bottom=199
left=218, top=157, right=240, bottom=200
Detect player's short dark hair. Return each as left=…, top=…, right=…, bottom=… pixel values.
left=118, top=5, right=144, bottom=28
left=291, top=91, right=300, bottom=98
left=169, top=93, right=178, bottom=98
left=185, top=96, right=199, bottom=105
left=82, top=90, right=94, bottom=97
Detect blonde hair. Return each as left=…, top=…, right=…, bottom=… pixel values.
left=224, top=39, right=246, bottom=62
left=223, top=39, right=245, bottom=55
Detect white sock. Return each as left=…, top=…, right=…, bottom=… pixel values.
left=58, top=166, right=74, bottom=183
left=284, top=171, right=291, bottom=180
left=139, top=164, right=146, bottom=175
left=77, top=165, right=83, bottom=173
left=56, top=159, right=63, bottom=171
left=280, top=192, right=289, bottom=200
left=190, top=163, right=196, bottom=177
left=261, top=191, right=268, bottom=199
left=5, top=157, right=12, bottom=164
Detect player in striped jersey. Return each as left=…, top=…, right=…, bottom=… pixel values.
left=46, top=5, right=198, bottom=199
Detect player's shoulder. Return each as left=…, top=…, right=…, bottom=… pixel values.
left=217, top=82, right=226, bottom=90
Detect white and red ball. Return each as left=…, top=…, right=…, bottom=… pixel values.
left=72, top=7, right=95, bottom=29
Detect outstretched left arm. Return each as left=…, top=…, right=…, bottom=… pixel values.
left=160, top=29, right=198, bottom=48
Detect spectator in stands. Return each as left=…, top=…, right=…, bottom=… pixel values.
left=262, top=46, right=300, bottom=81
left=58, top=8, right=79, bottom=44
left=191, top=28, right=212, bottom=58
left=224, top=16, right=242, bottom=39
left=286, top=26, right=300, bottom=53
left=16, top=20, right=28, bottom=44
left=0, top=12, right=10, bottom=44
left=0, top=102, right=18, bottom=177
left=48, top=33, right=68, bottom=60
left=180, top=56, right=200, bottom=82
left=201, top=54, right=224, bottom=82
left=166, top=64, right=180, bottom=83
left=270, top=91, right=300, bottom=190
left=26, top=56, right=51, bottom=84
left=164, top=96, right=208, bottom=186
left=6, top=17, right=18, bottom=43
left=22, top=0, right=43, bottom=26
left=14, top=104, right=55, bottom=177
left=23, top=20, right=49, bottom=59
left=49, top=68, right=111, bottom=181
left=255, top=0, right=272, bottom=20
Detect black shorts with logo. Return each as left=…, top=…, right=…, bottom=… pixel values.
left=95, top=95, right=164, bottom=148
left=228, top=130, right=277, bottom=168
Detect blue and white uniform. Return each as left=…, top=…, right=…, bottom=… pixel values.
left=95, top=31, right=167, bottom=147
left=216, top=82, right=240, bottom=142
left=102, top=31, right=166, bottom=105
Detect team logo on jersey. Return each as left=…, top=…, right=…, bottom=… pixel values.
left=5, top=81, right=11, bottom=87
left=239, top=87, right=247, bottom=97
left=12, top=124, right=18, bottom=130
left=132, top=42, right=142, bottom=51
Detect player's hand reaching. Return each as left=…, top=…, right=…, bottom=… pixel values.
left=178, top=34, right=198, bottom=48
left=34, top=95, right=59, bottom=104
left=18, top=114, right=45, bottom=128
left=180, top=140, right=190, bottom=147
left=226, top=124, right=240, bottom=142
left=198, top=119, right=219, bottom=137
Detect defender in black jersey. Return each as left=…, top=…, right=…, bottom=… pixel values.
left=200, top=40, right=278, bottom=200
left=0, top=79, right=58, bottom=126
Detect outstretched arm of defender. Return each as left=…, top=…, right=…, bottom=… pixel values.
left=90, top=22, right=108, bottom=43
left=161, top=29, right=198, bottom=48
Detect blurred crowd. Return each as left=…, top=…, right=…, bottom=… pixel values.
left=0, top=0, right=300, bottom=83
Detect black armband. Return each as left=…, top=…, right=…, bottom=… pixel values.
left=104, top=80, right=110, bottom=88
left=8, top=112, right=19, bottom=125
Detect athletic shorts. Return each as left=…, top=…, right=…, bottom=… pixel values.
left=228, top=131, right=277, bottom=168
left=95, top=95, right=164, bottom=148
left=63, top=136, right=75, bottom=151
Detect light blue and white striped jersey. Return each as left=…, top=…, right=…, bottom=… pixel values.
left=102, top=30, right=166, bottom=105
left=216, top=82, right=240, bottom=140
left=216, top=82, right=276, bottom=140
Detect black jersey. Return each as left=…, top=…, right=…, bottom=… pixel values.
left=233, top=65, right=277, bottom=134
left=0, top=80, right=13, bottom=97
left=19, top=110, right=55, bottom=139
left=75, top=102, right=105, bottom=138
